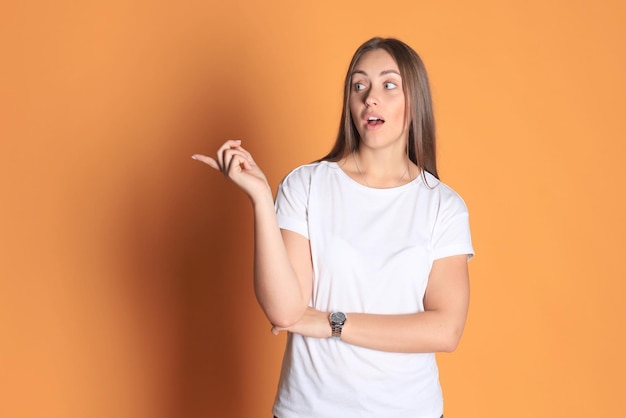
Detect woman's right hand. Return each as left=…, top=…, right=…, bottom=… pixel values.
left=192, top=140, right=271, bottom=200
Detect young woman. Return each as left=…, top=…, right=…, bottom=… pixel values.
left=193, top=37, right=474, bottom=418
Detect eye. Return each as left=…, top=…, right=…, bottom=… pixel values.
left=384, top=82, right=397, bottom=90
left=354, top=82, right=367, bottom=91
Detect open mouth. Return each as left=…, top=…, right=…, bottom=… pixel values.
left=367, top=116, right=385, bottom=127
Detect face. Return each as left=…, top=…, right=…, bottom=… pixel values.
left=349, top=49, right=408, bottom=152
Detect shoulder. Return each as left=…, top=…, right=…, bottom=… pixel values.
left=279, top=161, right=336, bottom=186
left=275, top=161, right=339, bottom=208
left=420, top=171, right=469, bottom=215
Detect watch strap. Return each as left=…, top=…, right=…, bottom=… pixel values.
left=331, top=323, right=343, bottom=338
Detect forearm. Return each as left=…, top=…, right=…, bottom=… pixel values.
left=251, top=193, right=308, bottom=327
left=340, top=310, right=467, bottom=353
left=274, top=307, right=467, bottom=353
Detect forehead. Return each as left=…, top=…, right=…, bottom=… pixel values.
left=353, top=49, right=400, bottom=75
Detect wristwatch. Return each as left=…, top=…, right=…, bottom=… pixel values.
left=329, top=312, right=347, bottom=338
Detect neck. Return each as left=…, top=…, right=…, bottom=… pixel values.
left=350, top=148, right=415, bottom=188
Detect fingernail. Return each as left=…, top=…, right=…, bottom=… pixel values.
left=191, top=155, right=198, bottom=160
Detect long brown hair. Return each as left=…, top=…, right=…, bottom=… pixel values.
left=320, top=37, right=438, bottom=179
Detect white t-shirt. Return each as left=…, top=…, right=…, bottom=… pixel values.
left=272, top=161, right=474, bottom=418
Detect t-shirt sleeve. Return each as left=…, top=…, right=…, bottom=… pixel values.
left=432, top=188, right=474, bottom=261
left=274, top=166, right=310, bottom=239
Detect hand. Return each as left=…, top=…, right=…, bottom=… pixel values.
left=192, top=140, right=271, bottom=200
left=271, top=307, right=332, bottom=339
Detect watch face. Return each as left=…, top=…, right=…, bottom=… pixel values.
left=331, top=312, right=346, bottom=324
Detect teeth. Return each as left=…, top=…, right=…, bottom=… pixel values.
left=368, top=117, right=380, bottom=121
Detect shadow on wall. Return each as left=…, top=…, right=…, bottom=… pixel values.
left=116, top=72, right=271, bottom=417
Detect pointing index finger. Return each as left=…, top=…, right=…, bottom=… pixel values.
left=191, top=154, right=219, bottom=170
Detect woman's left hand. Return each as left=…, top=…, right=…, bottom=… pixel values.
left=271, top=307, right=332, bottom=339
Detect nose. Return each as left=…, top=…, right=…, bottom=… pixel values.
left=365, top=90, right=379, bottom=107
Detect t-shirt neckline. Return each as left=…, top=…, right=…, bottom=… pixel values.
left=325, top=161, right=422, bottom=192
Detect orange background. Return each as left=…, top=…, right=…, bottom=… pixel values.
left=1, top=1, right=625, bottom=417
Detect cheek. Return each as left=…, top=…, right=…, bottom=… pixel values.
left=349, top=100, right=360, bottom=122
left=394, top=100, right=407, bottom=122
left=349, top=95, right=359, bottom=110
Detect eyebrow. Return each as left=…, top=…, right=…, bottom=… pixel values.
left=351, top=69, right=401, bottom=77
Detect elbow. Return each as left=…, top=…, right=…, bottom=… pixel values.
left=270, top=314, right=299, bottom=329
left=265, top=306, right=306, bottom=329
left=440, top=338, right=460, bottom=353
left=439, top=328, right=464, bottom=353
left=255, top=292, right=307, bottom=328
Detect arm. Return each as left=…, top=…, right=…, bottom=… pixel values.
left=252, top=211, right=313, bottom=327
left=193, top=141, right=312, bottom=327
left=342, top=254, right=470, bottom=352
left=273, top=254, right=470, bottom=353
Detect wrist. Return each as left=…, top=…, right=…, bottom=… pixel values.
left=329, top=311, right=347, bottom=339
left=250, top=187, right=275, bottom=208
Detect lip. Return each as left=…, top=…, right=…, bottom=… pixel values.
left=361, top=112, right=386, bottom=130
left=362, top=112, right=385, bottom=122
